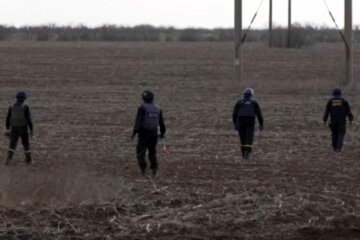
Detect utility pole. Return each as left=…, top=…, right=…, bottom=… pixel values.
left=269, top=0, right=273, bottom=48
left=287, top=0, right=292, bottom=48
left=345, top=0, right=353, bottom=87
left=235, top=0, right=242, bottom=82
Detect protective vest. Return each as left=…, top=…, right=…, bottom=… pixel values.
left=237, top=98, right=256, bottom=117
left=329, top=97, right=347, bottom=122
left=142, top=103, right=160, bottom=130
left=10, top=104, right=27, bottom=127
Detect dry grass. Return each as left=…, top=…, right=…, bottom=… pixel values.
left=0, top=42, right=359, bottom=239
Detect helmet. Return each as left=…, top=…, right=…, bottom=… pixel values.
left=142, top=90, right=154, bottom=103
left=243, top=88, right=254, bottom=97
left=16, top=91, right=27, bottom=101
left=332, top=88, right=342, bottom=96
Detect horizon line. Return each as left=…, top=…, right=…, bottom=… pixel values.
left=1, top=22, right=359, bottom=30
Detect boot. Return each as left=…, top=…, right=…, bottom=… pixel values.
left=6, top=151, right=14, bottom=166
left=241, top=147, right=246, bottom=159
left=152, top=169, right=157, bottom=177
left=25, top=152, right=32, bottom=164
left=243, top=149, right=252, bottom=160
left=141, top=168, right=146, bottom=177
left=243, top=151, right=250, bottom=160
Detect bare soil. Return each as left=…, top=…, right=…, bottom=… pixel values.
left=0, top=42, right=359, bottom=239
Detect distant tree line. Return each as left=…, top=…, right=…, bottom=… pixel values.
left=0, top=23, right=359, bottom=47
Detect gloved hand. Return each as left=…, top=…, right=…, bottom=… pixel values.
left=29, top=130, right=34, bottom=138
left=130, top=134, right=136, bottom=141
left=159, top=134, right=165, bottom=140
left=259, top=125, right=264, bottom=131
left=233, top=124, right=239, bottom=131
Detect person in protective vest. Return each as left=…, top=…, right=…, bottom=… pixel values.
left=323, top=88, right=353, bottom=152
left=131, top=90, right=166, bottom=177
left=233, top=88, right=264, bottom=159
left=5, top=91, right=34, bottom=165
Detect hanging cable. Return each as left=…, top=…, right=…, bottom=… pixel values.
left=241, top=0, right=265, bottom=44
left=322, top=0, right=349, bottom=49
left=235, top=0, right=265, bottom=53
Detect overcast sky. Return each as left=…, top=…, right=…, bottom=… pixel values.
left=0, top=0, right=359, bottom=28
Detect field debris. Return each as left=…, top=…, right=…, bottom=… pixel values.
left=0, top=42, right=359, bottom=239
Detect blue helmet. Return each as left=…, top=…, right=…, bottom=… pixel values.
left=332, top=88, right=342, bottom=96
left=16, top=91, right=27, bottom=101
left=142, top=90, right=154, bottom=103
left=243, top=88, right=254, bottom=97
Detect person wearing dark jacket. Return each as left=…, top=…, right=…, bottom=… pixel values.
left=323, top=88, right=353, bottom=152
left=233, top=88, right=264, bottom=159
left=5, top=91, right=34, bottom=165
left=131, top=90, right=166, bottom=177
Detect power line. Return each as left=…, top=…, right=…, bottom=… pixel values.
left=241, top=0, right=265, bottom=44
left=322, top=0, right=349, bottom=49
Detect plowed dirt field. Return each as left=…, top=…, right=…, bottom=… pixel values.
left=0, top=42, right=359, bottom=239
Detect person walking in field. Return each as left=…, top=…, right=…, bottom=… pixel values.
left=131, top=90, right=166, bottom=177
left=233, top=88, right=264, bottom=159
left=5, top=91, right=34, bottom=165
left=323, top=88, right=353, bottom=152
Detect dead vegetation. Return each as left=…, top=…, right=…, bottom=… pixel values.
left=0, top=42, right=359, bottom=239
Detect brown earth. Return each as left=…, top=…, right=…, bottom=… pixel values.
left=0, top=42, right=359, bottom=239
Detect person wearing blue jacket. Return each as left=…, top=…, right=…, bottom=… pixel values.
left=233, top=88, right=264, bottom=159
left=131, top=90, right=166, bottom=177
left=323, top=88, right=353, bottom=152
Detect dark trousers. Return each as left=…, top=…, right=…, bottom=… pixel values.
left=9, top=127, right=30, bottom=151
left=7, top=126, right=31, bottom=163
left=238, top=122, right=255, bottom=156
left=136, top=135, right=158, bottom=172
left=330, top=122, right=346, bottom=151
